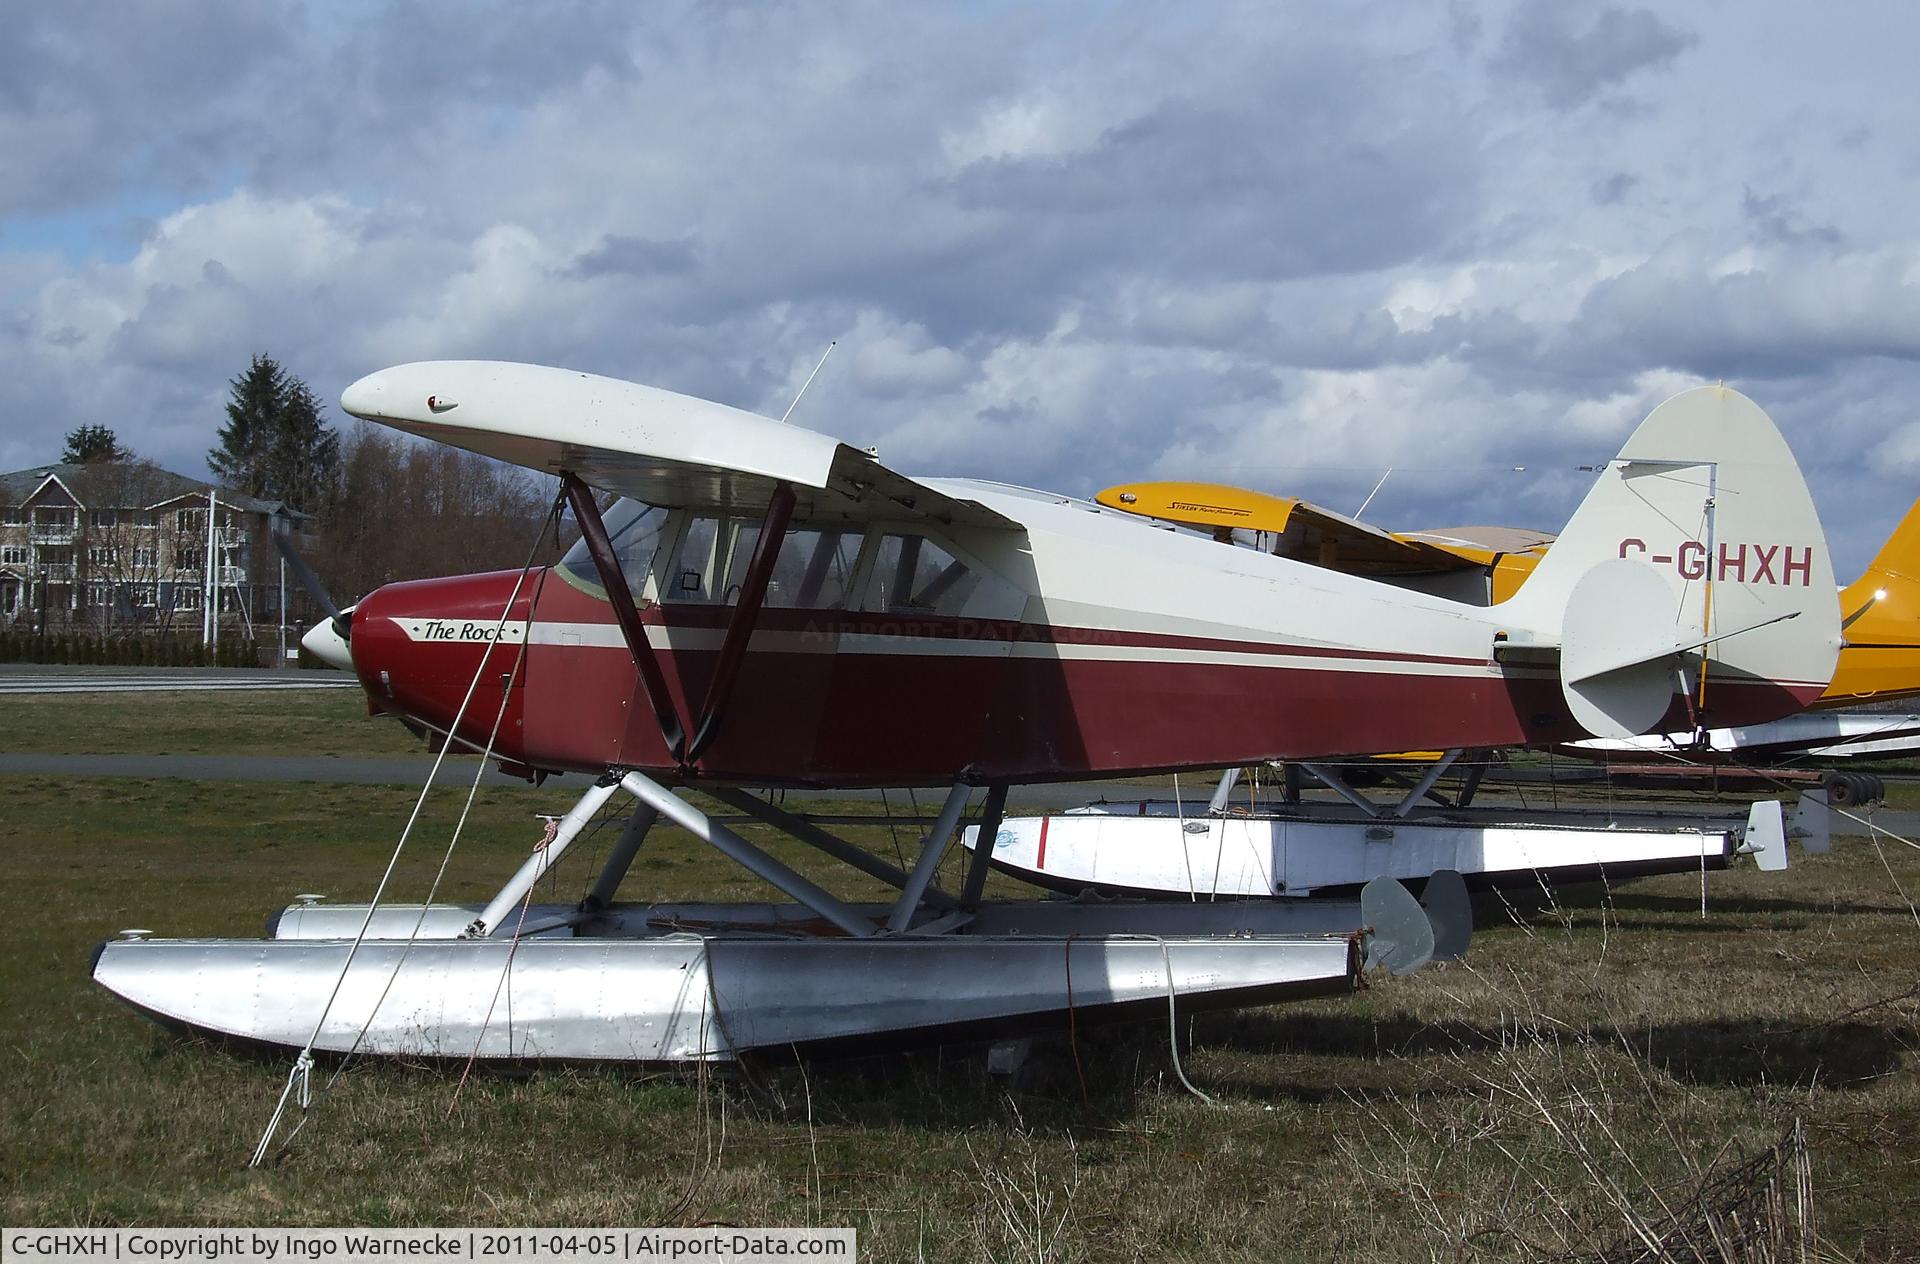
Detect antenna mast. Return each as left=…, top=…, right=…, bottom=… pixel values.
left=780, top=341, right=837, bottom=424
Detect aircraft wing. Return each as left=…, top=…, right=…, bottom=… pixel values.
left=1095, top=480, right=1482, bottom=574
left=340, top=360, right=1018, bottom=529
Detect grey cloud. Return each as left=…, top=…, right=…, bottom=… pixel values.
left=1559, top=248, right=1920, bottom=382
left=1591, top=172, right=1637, bottom=205
left=1742, top=188, right=1843, bottom=248
left=1492, top=2, right=1696, bottom=109
left=0, top=1, right=294, bottom=218
left=947, top=88, right=1480, bottom=285
left=1447, top=1, right=1485, bottom=53
left=572, top=235, right=701, bottom=278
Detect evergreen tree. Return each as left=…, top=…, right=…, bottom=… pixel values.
left=209, top=353, right=337, bottom=511
left=61, top=424, right=129, bottom=464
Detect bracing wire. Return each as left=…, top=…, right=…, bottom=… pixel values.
left=248, top=490, right=564, bottom=1168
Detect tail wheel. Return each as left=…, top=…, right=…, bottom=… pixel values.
left=1824, top=771, right=1885, bottom=807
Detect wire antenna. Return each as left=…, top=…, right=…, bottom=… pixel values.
left=1354, top=467, right=1393, bottom=520
left=781, top=341, right=837, bottom=424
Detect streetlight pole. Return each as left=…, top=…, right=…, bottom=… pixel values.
left=202, top=489, right=214, bottom=647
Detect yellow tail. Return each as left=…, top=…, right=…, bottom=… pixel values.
left=1822, top=498, right=1920, bottom=706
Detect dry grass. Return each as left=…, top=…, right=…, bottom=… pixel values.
left=0, top=697, right=1916, bottom=1259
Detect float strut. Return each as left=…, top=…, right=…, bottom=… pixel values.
left=959, top=783, right=1009, bottom=909
left=705, top=786, right=954, bottom=909
left=888, top=783, right=971, bottom=932
left=1392, top=750, right=1462, bottom=818
left=470, top=776, right=623, bottom=937
left=618, top=771, right=877, bottom=938
left=582, top=803, right=660, bottom=911
left=1207, top=767, right=1242, bottom=815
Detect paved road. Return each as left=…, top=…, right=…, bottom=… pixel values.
left=0, top=665, right=355, bottom=694
left=0, top=753, right=539, bottom=786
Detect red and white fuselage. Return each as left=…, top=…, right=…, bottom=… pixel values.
left=344, top=475, right=1831, bottom=787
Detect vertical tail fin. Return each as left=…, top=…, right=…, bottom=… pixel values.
left=1823, top=498, right=1920, bottom=706
left=1499, top=386, right=1838, bottom=738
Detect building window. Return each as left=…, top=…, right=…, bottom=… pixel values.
left=89, top=509, right=118, bottom=528
left=132, top=584, right=158, bottom=608
left=133, top=511, right=158, bottom=529
left=133, top=546, right=157, bottom=569
left=175, top=508, right=199, bottom=532
left=1, top=508, right=22, bottom=526
left=0, top=546, right=26, bottom=566
left=89, top=546, right=115, bottom=567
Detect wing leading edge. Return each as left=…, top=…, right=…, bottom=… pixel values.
left=340, top=360, right=1017, bottom=529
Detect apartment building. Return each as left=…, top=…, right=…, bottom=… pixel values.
left=0, top=461, right=309, bottom=638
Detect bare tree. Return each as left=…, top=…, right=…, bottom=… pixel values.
left=314, top=423, right=560, bottom=603
left=64, top=462, right=190, bottom=638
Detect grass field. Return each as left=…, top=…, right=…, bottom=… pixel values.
left=1, top=692, right=1917, bottom=1260
left=0, top=686, right=424, bottom=757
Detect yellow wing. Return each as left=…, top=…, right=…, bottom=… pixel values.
left=1095, top=481, right=1486, bottom=575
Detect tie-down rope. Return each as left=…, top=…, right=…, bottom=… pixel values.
left=248, top=491, right=563, bottom=1167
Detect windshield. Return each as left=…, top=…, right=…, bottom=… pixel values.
left=558, top=497, right=670, bottom=599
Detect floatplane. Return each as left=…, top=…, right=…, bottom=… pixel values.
left=93, top=368, right=1837, bottom=1081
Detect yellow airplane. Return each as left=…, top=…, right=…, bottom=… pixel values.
left=1096, top=481, right=1920, bottom=710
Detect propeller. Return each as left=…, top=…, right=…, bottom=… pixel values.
left=271, top=530, right=355, bottom=671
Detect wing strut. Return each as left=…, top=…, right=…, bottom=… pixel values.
left=686, top=482, right=796, bottom=764
left=562, top=473, right=688, bottom=761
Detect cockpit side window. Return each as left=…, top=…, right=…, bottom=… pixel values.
left=766, top=528, right=863, bottom=609
left=666, top=516, right=723, bottom=602
left=861, top=533, right=986, bottom=616
left=682, top=521, right=868, bottom=609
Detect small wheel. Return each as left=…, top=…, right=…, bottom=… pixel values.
left=1824, top=771, right=1855, bottom=806
left=1865, top=773, right=1886, bottom=804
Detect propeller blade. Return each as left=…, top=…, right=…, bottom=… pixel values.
left=270, top=530, right=349, bottom=639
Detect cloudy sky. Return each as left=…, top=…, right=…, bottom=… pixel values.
left=4, top=0, right=1918, bottom=570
